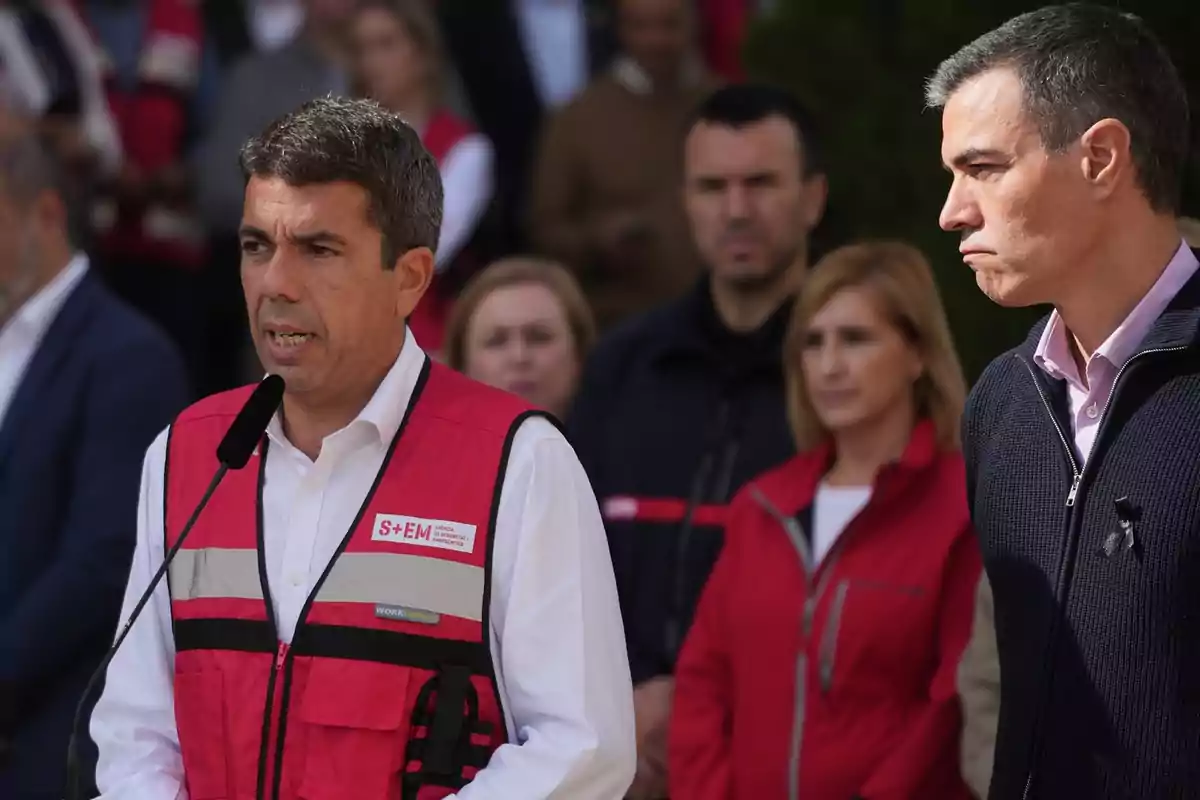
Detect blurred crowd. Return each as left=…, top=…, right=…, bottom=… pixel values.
left=0, top=1, right=1198, bottom=799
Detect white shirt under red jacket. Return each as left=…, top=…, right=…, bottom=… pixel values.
left=90, top=329, right=636, bottom=799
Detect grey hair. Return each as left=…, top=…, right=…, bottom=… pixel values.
left=240, top=95, right=443, bottom=270
left=925, top=3, right=1189, bottom=213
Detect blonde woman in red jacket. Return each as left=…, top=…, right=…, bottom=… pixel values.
left=669, top=241, right=981, bottom=800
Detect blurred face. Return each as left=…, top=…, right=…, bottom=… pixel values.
left=685, top=116, right=826, bottom=290
left=800, top=285, right=922, bottom=435
left=240, top=176, right=430, bottom=404
left=938, top=68, right=1096, bottom=307
left=463, top=283, right=579, bottom=417
left=617, top=0, right=690, bottom=81
left=0, top=183, right=57, bottom=323
left=352, top=8, right=428, bottom=107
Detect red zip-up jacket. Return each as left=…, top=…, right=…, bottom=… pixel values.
left=669, top=419, right=980, bottom=800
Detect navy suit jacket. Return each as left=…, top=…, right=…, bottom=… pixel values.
left=0, top=269, right=189, bottom=799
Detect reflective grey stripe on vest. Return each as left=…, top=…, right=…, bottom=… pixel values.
left=170, top=547, right=486, bottom=622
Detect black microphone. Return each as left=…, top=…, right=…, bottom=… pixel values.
left=65, top=374, right=285, bottom=800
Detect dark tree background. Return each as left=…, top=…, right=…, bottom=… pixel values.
left=744, top=1, right=1199, bottom=381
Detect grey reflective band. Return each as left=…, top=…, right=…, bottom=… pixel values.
left=320, top=553, right=485, bottom=622
left=170, top=547, right=264, bottom=601
left=170, top=547, right=485, bottom=622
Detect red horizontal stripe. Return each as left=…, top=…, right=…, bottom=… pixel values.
left=602, top=496, right=728, bottom=528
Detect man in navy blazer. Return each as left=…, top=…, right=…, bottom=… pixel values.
left=0, top=121, right=190, bottom=798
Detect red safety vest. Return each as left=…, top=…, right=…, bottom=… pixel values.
left=164, top=358, right=540, bottom=800
left=408, top=110, right=476, bottom=358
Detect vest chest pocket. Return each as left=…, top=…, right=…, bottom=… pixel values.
left=173, top=669, right=230, bottom=800
left=295, top=658, right=414, bottom=800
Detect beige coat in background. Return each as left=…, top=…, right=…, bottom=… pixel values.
left=958, top=574, right=1000, bottom=799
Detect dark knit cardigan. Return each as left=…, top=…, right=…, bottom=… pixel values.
left=963, top=256, right=1200, bottom=800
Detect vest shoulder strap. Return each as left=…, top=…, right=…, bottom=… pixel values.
left=419, top=362, right=542, bottom=437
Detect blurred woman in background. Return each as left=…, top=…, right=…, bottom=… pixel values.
left=669, top=241, right=980, bottom=799
left=350, top=0, right=493, bottom=356
left=444, top=256, right=595, bottom=421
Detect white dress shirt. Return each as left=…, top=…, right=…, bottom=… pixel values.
left=436, top=134, right=494, bottom=272
left=91, top=329, right=636, bottom=799
left=0, top=253, right=88, bottom=426
left=513, top=0, right=588, bottom=109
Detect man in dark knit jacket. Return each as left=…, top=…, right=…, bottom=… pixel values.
left=926, top=5, right=1199, bottom=798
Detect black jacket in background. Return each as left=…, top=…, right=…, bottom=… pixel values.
left=567, top=279, right=795, bottom=684
left=964, top=254, right=1200, bottom=798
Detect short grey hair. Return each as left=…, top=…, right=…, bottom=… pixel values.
left=925, top=3, right=1189, bottom=214
left=240, top=95, right=443, bottom=270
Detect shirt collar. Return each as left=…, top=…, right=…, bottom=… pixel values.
left=1034, top=239, right=1200, bottom=382
left=6, top=252, right=89, bottom=340
left=266, top=325, right=426, bottom=451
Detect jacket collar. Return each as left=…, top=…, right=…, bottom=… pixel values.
left=651, top=277, right=794, bottom=372
left=0, top=270, right=97, bottom=469
left=752, top=417, right=940, bottom=519
left=1020, top=247, right=1200, bottom=357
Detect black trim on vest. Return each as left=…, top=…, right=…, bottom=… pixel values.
left=264, top=355, right=432, bottom=800
left=174, top=616, right=495, bottom=673
left=480, top=410, right=558, bottom=723
left=163, top=421, right=177, bottom=641
left=295, top=624, right=493, bottom=672
left=175, top=617, right=275, bottom=654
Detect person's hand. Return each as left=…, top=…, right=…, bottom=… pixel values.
left=627, top=676, right=674, bottom=799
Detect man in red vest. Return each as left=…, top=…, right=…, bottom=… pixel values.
left=90, top=95, right=636, bottom=800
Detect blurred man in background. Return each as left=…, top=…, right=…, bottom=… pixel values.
left=531, top=0, right=716, bottom=332
left=0, top=116, right=188, bottom=800
left=568, top=82, right=827, bottom=799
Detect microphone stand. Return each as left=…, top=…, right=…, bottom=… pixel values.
left=65, top=464, right=228, bottom=800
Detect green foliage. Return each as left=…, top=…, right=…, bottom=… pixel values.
left=743, top=0, right=1199, bottom=382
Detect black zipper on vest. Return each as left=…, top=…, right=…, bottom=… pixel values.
left=1018, top=345, right=1185, bottom=799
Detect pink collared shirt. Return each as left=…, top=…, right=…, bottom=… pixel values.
left=1034, top=239, right=1199, bottom=465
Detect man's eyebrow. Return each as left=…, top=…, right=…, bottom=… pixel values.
left=235, top=227, right=349, bottom=247
left=289, top=231, right=349, bottom=247
left=945, top=147, right=1010, bottom=171
left=238, top=224, right=269, bottom=240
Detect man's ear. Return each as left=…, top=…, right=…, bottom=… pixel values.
left=394, top=245, right=435, bottom=318
left=32, top=187, right=67, bottom=234
left=802, top=172, right=829, bottom=230
left=1078, top=118, right=1131, bottom=199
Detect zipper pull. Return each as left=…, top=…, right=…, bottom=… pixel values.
left=1066, top=474, right=1081, bottom=507
left=275, top=641, right=289, bottom=671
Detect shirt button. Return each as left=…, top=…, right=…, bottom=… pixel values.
left=1085, top=403, right=1099, bottom=419
left=289, top=573, right=304, bottom=587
